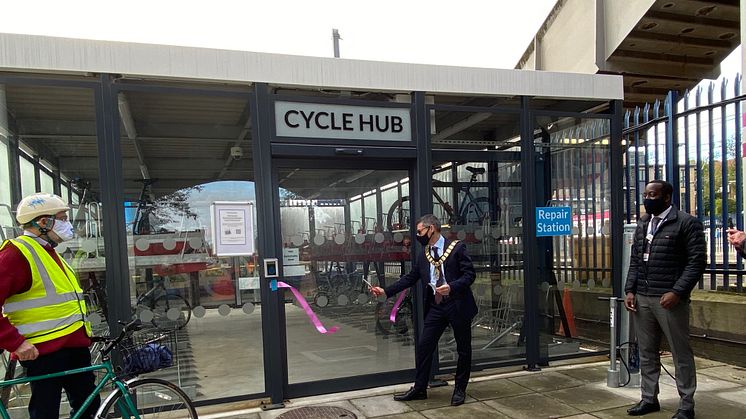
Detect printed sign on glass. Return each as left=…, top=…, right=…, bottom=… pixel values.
left=536, top=206, right=572, bottom=237
left=211, top=201, right=255, bottom=256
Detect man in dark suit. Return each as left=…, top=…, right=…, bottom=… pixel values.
left=370, top=214, right=477, bottom=406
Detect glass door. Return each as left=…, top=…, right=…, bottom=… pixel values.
left=274, top=160, right=417, bottom=392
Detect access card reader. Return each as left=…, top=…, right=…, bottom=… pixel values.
left=264, top=258, right=279, bottom=278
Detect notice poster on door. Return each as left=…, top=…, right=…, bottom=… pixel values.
left=211, top=201, right=255, bottom=256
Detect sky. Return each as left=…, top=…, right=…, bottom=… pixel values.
left=0, top=0, right=558, bottom=69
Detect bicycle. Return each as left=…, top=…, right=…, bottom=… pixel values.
left=130, top=178, right=159, bottom=236
left=0, top=320, right=197, bottom=419
left=375, top=291, right=413, bottom=337
left=134, top=276, right=192, bottom=330
left=386, top=166, right=494, bottom=231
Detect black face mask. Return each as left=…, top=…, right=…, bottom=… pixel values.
left=643, top=198, right=668, bottom=216
left=416, top=228, right=432, bottom=246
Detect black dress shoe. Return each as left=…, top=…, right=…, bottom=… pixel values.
left=393, top=387, right=427, bottom=401
left=450, top=388, right=466, bottom=406
left=672, top=409, right=695, bottom=419
left=627, top=400, right=661, bottom=416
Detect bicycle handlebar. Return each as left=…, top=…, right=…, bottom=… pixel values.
left=99, top=319, right=142, bottom=357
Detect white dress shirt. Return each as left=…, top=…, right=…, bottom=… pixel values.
left=429, top=235, right=446, bottom=291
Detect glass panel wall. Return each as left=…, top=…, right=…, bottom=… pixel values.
left=430, top=106, right=525, bottom=368
left=0, top=136, right=12, bottom=230
left=40, top=169, right=54, bottom=194
left=532, top=115, right=612, bottom=360
left=431, top=160, right=526, bottom=367
left=19, top=155, right=34, bottom=197
left=117, top=88, right=264, bottom=401
left=1, top=84, right=102, bottom=416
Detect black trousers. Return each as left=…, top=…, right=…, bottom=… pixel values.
left=20, top=347, right=100, bottom=419
left=413, top=300, right=472, bottom=391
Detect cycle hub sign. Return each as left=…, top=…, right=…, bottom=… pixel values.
left=536, top=206, right=572, bottom=237
left=275, top=101, right=412, bottom=141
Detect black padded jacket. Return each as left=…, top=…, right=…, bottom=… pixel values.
left=624, top=206, right=706, bottom=297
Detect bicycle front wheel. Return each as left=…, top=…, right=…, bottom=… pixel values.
left=151, top=294, right=192, bottom=330
left=386, top=196, right=410, bottom=231
left=98, top=377, right=197, bottom=418
left=459, top=197, right=491, bottom=226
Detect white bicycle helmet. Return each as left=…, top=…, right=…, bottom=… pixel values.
left=16, top=193, right=70, bottom=224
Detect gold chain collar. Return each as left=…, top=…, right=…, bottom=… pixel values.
left=424, top=240, right=460, bottom=267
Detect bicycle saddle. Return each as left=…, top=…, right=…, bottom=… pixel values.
left=466, top=166, right=485, bottom=175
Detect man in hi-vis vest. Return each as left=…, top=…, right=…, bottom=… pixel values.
left=0, top=193, right=98, bottom=418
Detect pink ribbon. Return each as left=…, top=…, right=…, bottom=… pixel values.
left=389, top=289, right=408, bottom=323
left=277, top=281, right=340, bottom=334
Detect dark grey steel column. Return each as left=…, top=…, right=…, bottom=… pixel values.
left=53, top=168, right=62, bottom=195
left=250, top=83, right=286, bottom=408
left=8, top=136, right=21, bottom=205
left=610, top=100, right=625, bottom=298
left=665, top=91, right=680, bottom=206
left=520, top=97, right=540, bottom=370
left=412, top=91, right=432, bottom=376
left=95, top=75, right=131, bottom=334
left=33, top=156, right=41, bottom=193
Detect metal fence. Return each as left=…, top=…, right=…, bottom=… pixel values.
left=623, top=74, right=745, bottom=292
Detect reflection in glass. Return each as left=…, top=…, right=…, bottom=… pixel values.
left=119, top=89, right=263, bottom=401
left=279, top=167, right=415, bottom=383
left=433, top=161, right=526, bottom=367
left=125, top=180, right=263, bottom=400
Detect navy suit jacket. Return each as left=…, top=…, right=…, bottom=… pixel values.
left=384, top=238, right=478, bottom=320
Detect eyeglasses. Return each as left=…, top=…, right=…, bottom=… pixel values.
left=416, top=226, right=430, bottom=236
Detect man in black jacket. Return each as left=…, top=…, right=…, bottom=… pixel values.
left=370, top=214, right=476, bottom=406
left=624, top=180, right=705, bottom=419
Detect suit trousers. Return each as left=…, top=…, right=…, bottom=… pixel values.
left=635, top=294, right=696, bottom=411
left=20, top=347, right=100, bottom=419
left=414, top=299, right=472, bottom=391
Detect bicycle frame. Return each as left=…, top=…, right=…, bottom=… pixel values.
left=136, top=280, right=164, bottom=306
left=432, top=179, right=486, bottom=224
left=0, top=360, right=137, bottom=419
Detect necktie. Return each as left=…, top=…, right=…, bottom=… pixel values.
left=432, top=246, right=446, bottom=304
left=650, top=216, right=660, bottom=235
left=645, top=216, right=660, bottom=256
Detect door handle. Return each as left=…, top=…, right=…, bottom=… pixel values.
left=334, top=148, right=364, bottom=155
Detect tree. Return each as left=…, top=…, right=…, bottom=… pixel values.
left=699, top=136, right=738, bottom=217
left=148, top=185, right=204, bottom=232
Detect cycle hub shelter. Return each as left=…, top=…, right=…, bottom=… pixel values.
left=0, top=33, right=624, bottom=410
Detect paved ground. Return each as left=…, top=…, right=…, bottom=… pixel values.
left=199, top=356, right=746, bottom=419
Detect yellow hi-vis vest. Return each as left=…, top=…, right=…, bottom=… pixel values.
left=1, top=236, right=91, bottom=344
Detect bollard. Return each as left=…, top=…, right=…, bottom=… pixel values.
left=619, top=305, right=641, bottom=387
left=606, top=297, right=620, bottom=387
